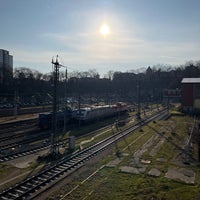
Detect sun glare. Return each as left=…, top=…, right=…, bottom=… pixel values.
left=100, top=23, right=110, bottom=36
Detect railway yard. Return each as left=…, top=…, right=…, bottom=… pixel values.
left=0, top=105, right=200, bottom=200
left=1, top=2, right=200, bottom=199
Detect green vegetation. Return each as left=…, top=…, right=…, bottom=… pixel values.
left=1, top=110, right=199, bottom=199
left=67, top=168, right=200, bottom=200
left=170, top=110, right=184, bottom=116
left=50, top=114, right=200, bottom=200
left=0, top=164, right=16, bottom=179
left=0, top=164, right=28, bottom=192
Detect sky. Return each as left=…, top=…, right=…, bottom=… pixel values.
left=0, top=0, right=200, bottom=76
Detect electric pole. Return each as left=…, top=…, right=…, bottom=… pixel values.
left=137, top=81, right=141, bottom=120
left=14, top=90, right=18, bottom=118
left=51, top=55, right=60, bottom=155
left=63, top=68, right=67, bottom=133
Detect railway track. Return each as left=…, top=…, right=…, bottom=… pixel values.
left=0, top=118, right=49, bottom=162
left=0, top=118, right=38, bottom=140
left=0, top=132, right=51, bottom=163
left=0, top=138, right=69, bottom=163
left=0, top=108, right=162, bottom=163
left=0, top=109, right=169, bottom=200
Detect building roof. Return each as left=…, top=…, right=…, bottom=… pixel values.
left=181, top=78, right=200, bottom=83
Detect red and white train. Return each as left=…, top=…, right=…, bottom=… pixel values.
left=39, top=102, right=128, bottom=129
left=73, top=102, right=128, bottom=122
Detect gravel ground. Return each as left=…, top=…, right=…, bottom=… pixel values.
left=0, top=150, right=49, bottom=192
left=165, top=167, right=195, bottom=184
left=1, top=116, right=198, bottom=199
left=5, top=149, right=49, bottom=168
left=33, top=148, right=114, bottom=200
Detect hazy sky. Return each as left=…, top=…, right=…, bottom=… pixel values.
left=0, top=0, right=199, bottom=76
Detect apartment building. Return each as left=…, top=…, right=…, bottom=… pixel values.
left=0, top=49, right=13, bottom=85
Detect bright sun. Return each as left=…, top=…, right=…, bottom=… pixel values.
left=100, top=23, right=110, bottom=36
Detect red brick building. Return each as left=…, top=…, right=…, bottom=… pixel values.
left=181, top=78, right=200, bottom=113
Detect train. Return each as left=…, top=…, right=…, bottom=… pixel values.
left=39, top=109, right=72, bottom=130
left=38, top=102, right=128, bottom=130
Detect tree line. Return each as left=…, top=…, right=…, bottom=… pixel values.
left=1, top=61, right=200, bottom=104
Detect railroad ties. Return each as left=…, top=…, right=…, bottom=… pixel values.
left=0, top=140, right=69, bottom=163
left=0, top=109, right=169, bottom=200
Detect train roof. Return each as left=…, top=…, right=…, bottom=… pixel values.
left=181, top=78, right=200, bottom=83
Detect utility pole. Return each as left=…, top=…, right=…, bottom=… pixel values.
left=14, top=90, right=18, bottom=118
left=137, top=81, right=141, bottom=120
left=51, top=55, right=60, bottom=155
left=78, top=93, right=81, bottom=127
left=167, top=90, right=170, bottom=113
left=63, top=68, right=67, bottom=133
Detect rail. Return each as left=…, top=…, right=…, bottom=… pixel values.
left=0, top=109, right=168, bottom=200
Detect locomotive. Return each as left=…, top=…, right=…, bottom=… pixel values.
left=74, top=103, right=127, bottom=122
left=39, top=109, right=72, bottom=130
left=39, top=102, right=128, bottom=130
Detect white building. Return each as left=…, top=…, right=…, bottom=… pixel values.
left=0, top=49, right=13, bottom=84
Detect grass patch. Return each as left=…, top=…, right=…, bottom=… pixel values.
left=0, top=164, right=16, bottom=179
left=65, top=166, right=200, bottom=200
left=47, top=114, right=200, bottom=200
left=170, top=110, right=184, bottom=116
left=0, top=164, right=29, bottom=192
